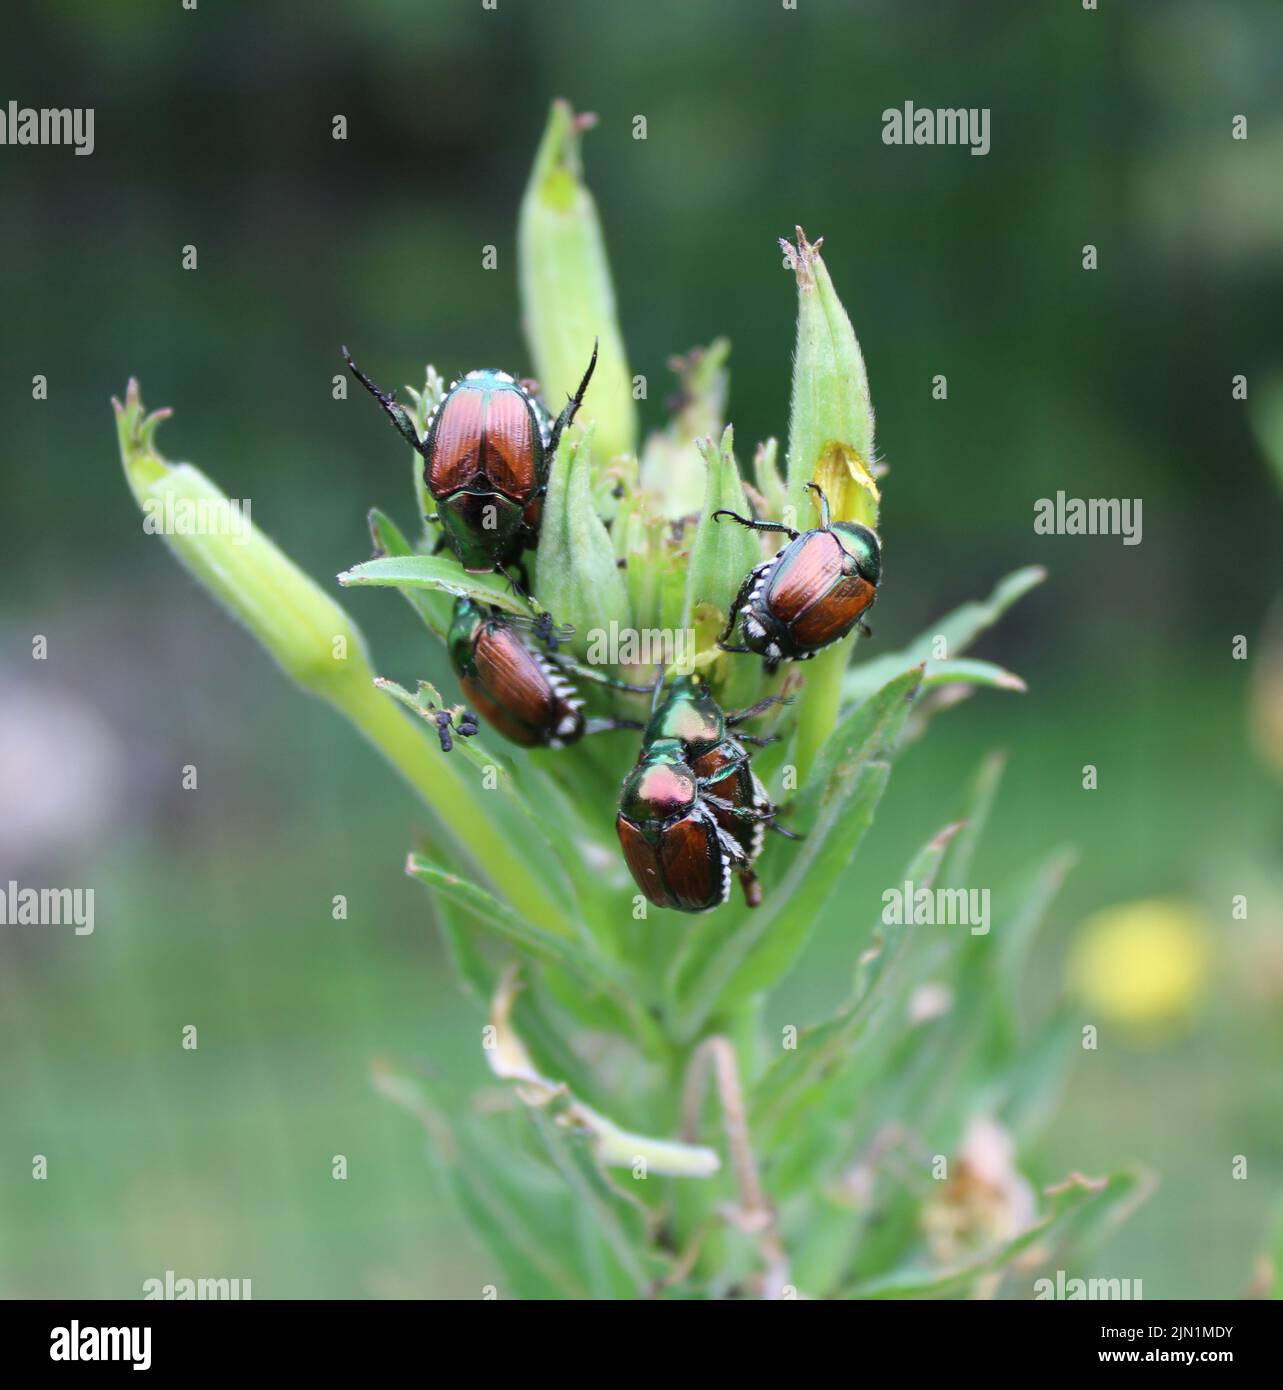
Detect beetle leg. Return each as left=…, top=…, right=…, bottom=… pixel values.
left=737, top=732, right=780, bottom=748
left=554, top=658, right=654, bottom=694
left=547, top=338, right=599, bottom=458
left=717, top=567, right=760, bottom=649
left=858, top=619, right=874, bottom=639
left=766, top=820, right=803, bottom=841
left=726, top=692, right=793, bottom=726
left=342, top=346, right=427, bottom=456
left=713, top=825, right=749, bottom=865
left=712, top=508, right=800, bottom=540
left=703, top=794, right=780, bottom=825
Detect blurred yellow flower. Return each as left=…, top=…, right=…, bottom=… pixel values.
left=1068, top=899, right=1211, bottom=1028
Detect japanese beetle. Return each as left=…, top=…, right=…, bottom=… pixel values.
left=616, top=741, right=750, bottom=914
left=617, top=676, right=795, bottom=912
left=714, top=483, right=881, bottom=674
left=342, top=342, right=597, bottom=575
left=447, top=597, right=644, bottom=750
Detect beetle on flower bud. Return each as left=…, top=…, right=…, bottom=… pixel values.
left=618, top=676, right=795, bottom=911
left=714, top=482, right=881, bottom=674
left=447, top=597, right=644, bottom=750
left=343, top=342, right=597, bottom=576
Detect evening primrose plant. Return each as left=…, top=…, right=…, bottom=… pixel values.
left=116, top=99, right=1146, bottom=1298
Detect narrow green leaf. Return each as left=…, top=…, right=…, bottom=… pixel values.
left=373, top=1060, right=592, bottom=1298
left=843, top=566, right=1046, bottom=703
left=998, top=1012, right=1078, bottom=1143
left=938, top=750, right=1006, bottom=890
left=671, top=668, right=923, bottom=1038
left=366, top=507, right=453, bottom=637
left=405, top=853, right=619, bottom=987
left=842, top=1169, right=1150, bottom=1299
left=337, top=554, right=529, bottom=617
left=751, top=820, right=961, bottom=1145
left=430, top=892, right=495, bottom=1007
left=529, top=1111, right=658, bottom=1297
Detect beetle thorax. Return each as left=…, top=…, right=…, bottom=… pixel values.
left=621, top=749, right=697, bottom=821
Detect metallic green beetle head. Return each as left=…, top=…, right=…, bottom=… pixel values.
left=831, top=520, right=882, bottom=586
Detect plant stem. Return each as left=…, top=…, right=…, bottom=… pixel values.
left=338, top=676, right=574, bottom=939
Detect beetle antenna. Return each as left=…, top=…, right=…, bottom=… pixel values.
left=547, top=338, right=599, bottom=457
left=804, top=481, right=832, bottom=530
left=342, top=346, right=427, bottom=457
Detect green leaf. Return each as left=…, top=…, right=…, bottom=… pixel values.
left=366, top=507, right=453, bottom=637
left=115, top=380, right=574, bottom=940
left=842, top=1169, right=1151, bottom=1299
left=528, top=1111, right=659, bottom=1297
left=519, top=98, right=636, bottom=468
left=843, top=566, right=1046, bottom=704
left=670, top=667, right=922, bottom=1039
left=998, top=1012, right=1078, bottom=1143
left=681, top=425, right=760, bottom=631
left=373, top=1060, right=599, bottom=1298
left=405, top=853, right=619, bottom=987
left=336, top=554, right=530, bottom=617
left=430, top=891, right=496, bottom=1008
left=750, top=820, right=961, bottom=1149
left=938, top=750, right=1006, bottom=890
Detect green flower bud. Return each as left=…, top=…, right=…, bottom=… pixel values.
left=519, top=99, right=637, bottom=469
left=534, top=426, right=633, bottom=656
left=639, top=339, right=731, bottom=519
left=779, top=229, right=882, bottom=782
left=115, top=379, right=373, bottom=703
left=682, top=425, right=760, bottom=646
left=782, top=227, right=879, bottom=528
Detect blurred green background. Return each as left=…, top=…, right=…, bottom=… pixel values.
left=2, top=0, right=1280, bottom=1298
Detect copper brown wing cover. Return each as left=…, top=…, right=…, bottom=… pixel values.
left=658, top=812, right=723, bottom=912
left=463, top=626, right=557, bottom=745
left=479, top=389, right=537, bottom=500
left=617, top=817, right=673, bottom=908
